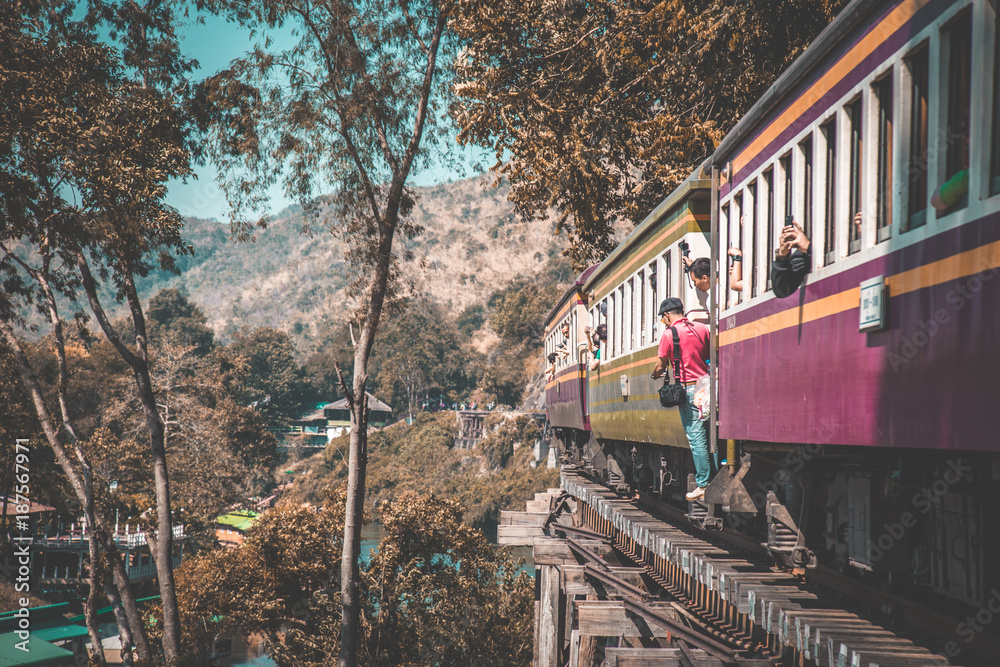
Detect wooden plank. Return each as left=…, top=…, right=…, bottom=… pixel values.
left=560, top=565, right=647, bottom=596
left=497, top=524, right=544, bottom=546
left=574, top=600, right=674, bottom=638
left=848, top=649, right=951, bottom=666
left=537, top=565, right=562, bottom=667
left=500, top=511, right=548, bottom=526
left=603, top=648, right=725, bottom=667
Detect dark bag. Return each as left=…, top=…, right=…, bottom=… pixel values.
left=658, top=326, right=686, bottom=408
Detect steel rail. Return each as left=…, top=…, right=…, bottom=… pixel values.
left=563, top=530, right=743, bottom=663
left=621, top=598, right=739, bottom=664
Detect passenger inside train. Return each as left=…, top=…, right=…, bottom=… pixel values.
left=545, top=352, right=557, bottom=381
left=584, top=324, right=607, bottom=371
left=682, top=255, right=711, bottom=323
left=770, top=219, right=812, bottom=298
left=650, top=297, right=717, bottom=501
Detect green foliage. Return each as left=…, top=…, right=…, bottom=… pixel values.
left=456, top=304, right=486, bottom=336
left=290, top=411, right=559, bottom=535
left=488, top=281, right=560, bottom=344
left=171, top=491, right=533, bottom=666
left=478, top=415, right=541, bottom=469
left=221, top=327, right=309, bottom=425
left=147, top=288, right=215, bottom=356
left=477, top=280, right=563, bottom=406
left=370, top=299, right=482, bottom=416
left=452, top=0, right=846, bottom=267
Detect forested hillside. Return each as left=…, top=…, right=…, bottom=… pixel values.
left=132, top=176, right=574, bottom=349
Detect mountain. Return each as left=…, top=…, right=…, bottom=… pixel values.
left=135, top=175, right=572, bottom=346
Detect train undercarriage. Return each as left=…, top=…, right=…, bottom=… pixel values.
left=551, top=428, right=1000, bottom=614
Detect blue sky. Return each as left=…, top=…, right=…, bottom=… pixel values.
left=166, top=14, right=490, bottom=222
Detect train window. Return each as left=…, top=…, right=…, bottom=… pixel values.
left=662, top=250, right=671, bottom=300
left=723, top=203, right=731, bottom=309
left=599, top=299, right=608, bottom=361
left=624, top=278, right=633, bottom=353
left=847, top=98, right=863, bottom=254
left=942, top=11, right=971, bottom=213
left=763, top=168, right=774, bottom=292
left=993, top=3, right=1000, bottom=195
left=800, top=137, right=814, bottom=239
left=609, top=291, right=617, bottom=359
left=748, top=181, right=758, bottom=297
left=570, top=312, right=577, bottom=364
left=822, top=119, right=837, bottom=265
left=875, top=74, right=893, bottom=243
left=615, top=285, right=627, bottom=354
left=904, top=46, right=929, bottom=230
left=647, top=261, right=657, bottom=343
left=638, top=270, right=646, bottom=346
left=781, top=153, right=793, bottom=225
left=733, top=193, right=743, bottom=304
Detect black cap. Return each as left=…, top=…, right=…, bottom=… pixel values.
left=658, top=297, right=684, bottom=316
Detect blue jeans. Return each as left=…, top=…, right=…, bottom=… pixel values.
left=679, top=384, right=717, bottom=488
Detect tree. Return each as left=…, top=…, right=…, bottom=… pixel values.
left=171, top=491, right=533, bottom=667
left=197, top=0, right=457, bottom=662
left=451, top=0, right=846, bottom=266
left=0, top=0, right=196, bottom=660
left=221, top=326, right=309, bottom=426
left=147, top=288, right=215, bottom=356
left=371, top=299, right=480, bottom=419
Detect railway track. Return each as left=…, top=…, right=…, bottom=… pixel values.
left=502, top=468, right=986, bottom=667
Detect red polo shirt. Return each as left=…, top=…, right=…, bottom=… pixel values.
left=657, top=317, right=710, bottom=383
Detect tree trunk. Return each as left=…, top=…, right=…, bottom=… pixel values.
left=78, top=258, right=182, bottom=662
left=0, top=322, right=153, bottom=660
left=339, top=379, right=369, bottom=667
left=105, top=577, right=136, bottom=667
left=85, top=535, right=108, bottom=667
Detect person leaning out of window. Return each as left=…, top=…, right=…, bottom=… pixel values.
left=770, top=219, right=812, bottom=298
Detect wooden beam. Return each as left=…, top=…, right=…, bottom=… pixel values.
left=574, top=600, right=676, bottom=638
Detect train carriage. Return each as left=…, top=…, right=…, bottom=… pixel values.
left=545, top=0, right=1000, bottom=632
left=544, top=265, right=599, bottom=449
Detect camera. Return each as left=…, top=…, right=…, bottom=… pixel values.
left=678, top=240, right=690, bottom=258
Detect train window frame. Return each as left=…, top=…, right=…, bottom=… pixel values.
left=598, top=299, right=608, bottom=362
left=938, top=9, right=972, bottom=216
left=902, top=42, right=930, bottom=231
left=605, top=287, right=618, bottom=361
left=570, top=311, right=578, bottom=364
left=846, top=95, right=864, bottom=255
left=762, top=167, right=775, bottom=292
left=821, top=118, right=838, bottom=266
left=624, top=278, right=633, bottom=354
left=780, top=152, right=793, bottom=229
left=992, top=0, right=1000, bottom=196
left=748, top=181, right=759, bottom=297
left=733, top=193, right=744, bottom=305
left=647, top=261, right=657, bottom=346
left=722, top=203, right=732, bottom=310
left=874, top=71, right=894, bottom=243
left=617, top=284, right=626, bottom=358
left=660, top=250, right=671, bottom=311
left=637, top=269, right=647, bottom=348
left=799, top=135, right=814, bottom=241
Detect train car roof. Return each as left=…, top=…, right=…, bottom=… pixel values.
left=582, top=170, right=710, bottom=294
left=708, top=0, right=884, bottom=169
left=544, top=263, right=600, bottom=329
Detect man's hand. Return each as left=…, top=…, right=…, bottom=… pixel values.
left=787, top=221, right=810, bottom=253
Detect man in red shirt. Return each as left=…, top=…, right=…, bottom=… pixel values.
left=650, top=297, right=716, bottom=500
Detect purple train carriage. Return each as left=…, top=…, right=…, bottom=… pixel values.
left=545, top=0, right=1000, bottom=638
